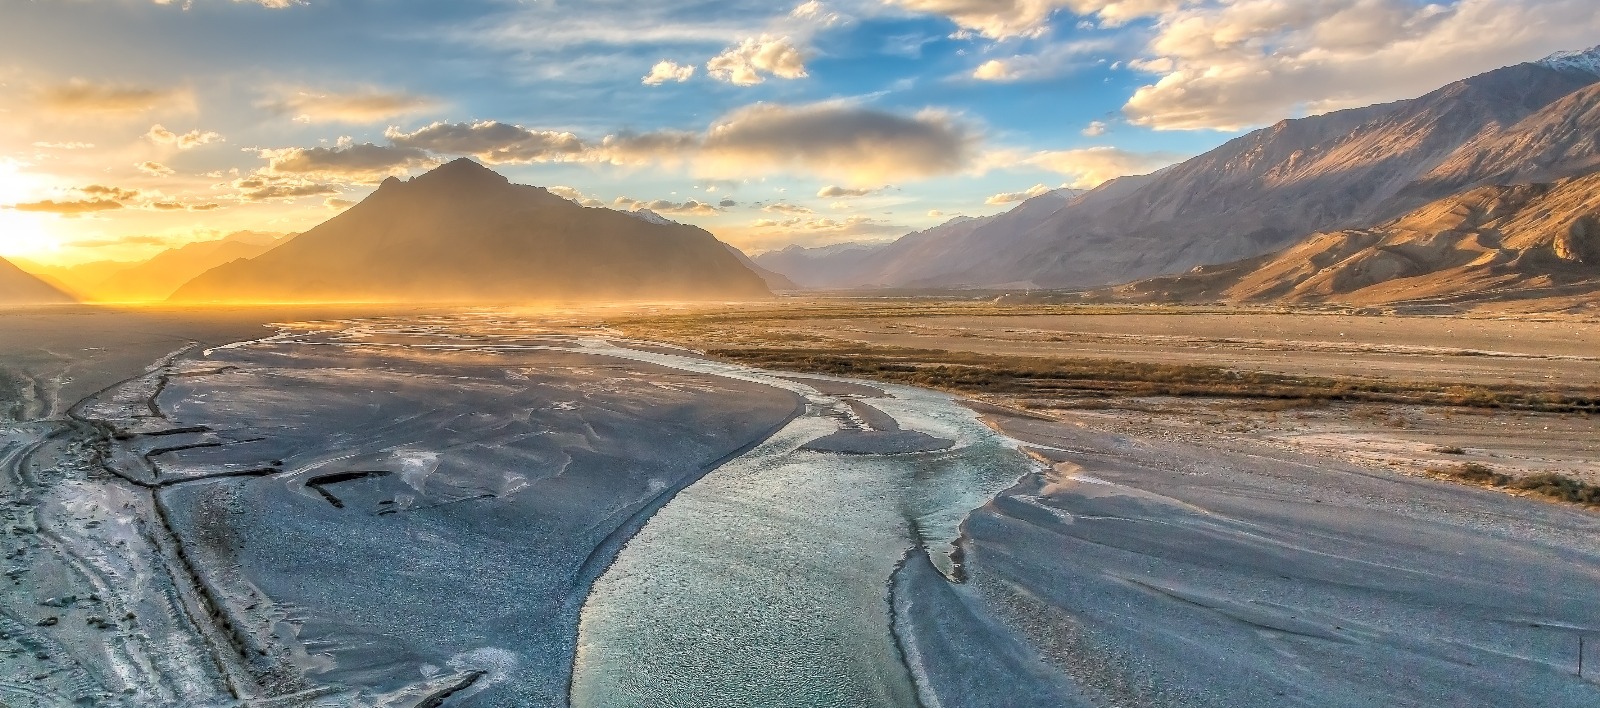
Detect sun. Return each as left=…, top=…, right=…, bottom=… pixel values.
left=0, top=160, right=59, bottom=259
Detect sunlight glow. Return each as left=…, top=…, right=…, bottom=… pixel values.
left=0, top=160, right=58, bottom=258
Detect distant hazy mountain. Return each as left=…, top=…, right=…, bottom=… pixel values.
left=170, top=159, right=770, bottom=303
left=722, top=244, right=799, bottom=291
left=14, top=258, right=138, bottom=298
left=94, top=231, right=285, bottom=302
left=13, top=231, right=285, bottom=302
left=759, top=48, right=1600, bottom=291
left=752, top=241, right=901, bottom=290
left=1110, top=172, right=1600, bottom=307
left=0, top=256, right=73, bottom=305
left=752, top=187, right=1083, bottom=289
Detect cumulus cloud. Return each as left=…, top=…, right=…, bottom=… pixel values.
left=229, top=170, right=339, bottom=201
left=1081, top=120, right=1108, bottom=136
left=762, top=202, right=816, bottom=215
left=263, top=87, right=439, bottom=124
left=261, top=101, right=977, bottom=187
left=136, top=161, right=176, bottom=176
left=145, top=124, right=223, bottom=149
left=8, top=198, right=124, bottom=214
left=891, top=0, right=1178, bottom=39
left=36, top=80, right=190, bottom=115
left=1014, top=146, right=1183, bottom=187
left=80, top=185, right=142, bottom=201
left=986, top=183, right=1053, bottom=204
left=707, top=35, right=810, bottom=85
left=689, top=102, right=978, bottom=183
left=386, top=121, right=586, bottom=164
left=750, top=214, right=897, bottom=236
left=613, top=196, right=723, bottom=216
left=547, top=185, right=606, bottom=207
left=1122, top=0, right=1600, bottom=130
left=817, top=185, right=883, bottom=198
left=261, top=143, right=433, bottom=180
left=236, top=179, right=340, bottom=201
left=148, top=201, right=221, bottom=211
left=642, top=60, right=696, bottom=85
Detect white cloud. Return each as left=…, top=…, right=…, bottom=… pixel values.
left=259, top=143, right=434, bottom=181
left=791, top=1, right=846, bottom=26
left=969, top=36, right=1120, bottom=82
left=1081, top=120, right=1107, bottom=136
left=762, top=202, right=815, bottom=215
left=994, top=146, right=1183, bottom=188
left=973, top=60, right=1015, bottom=81
left=1123, top=0, right=1600, bottom=130
left=386, top=121, right=586, bottom=164
left=642, top=60, right=697, bottom=85
left=145, top=124, right=223, bottom=149
left=707, top=35, right=810, bottom=85
left=986, top=183, right=1053, bottom=204
left=889, top=0, right=1178, bottom=40
left=817, top=185, right=883, bottom=197
left=549, top=185, right=607, bottom=207
left=613, top=196, right=723, bottom=216
left=751, top=214, right=894, bottom=235
left=136, top=161, right=175, bottom=176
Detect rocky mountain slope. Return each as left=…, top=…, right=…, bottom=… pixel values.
left=170, top=159, right=771, bottom=303
left=0, top=256, right=73, bottom=305
left=1108, top=172, right=1600, bottom=308
left=758, top=49, right=1600, bottom=291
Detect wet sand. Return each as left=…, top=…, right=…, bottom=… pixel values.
left=940, top=408, right=1600, bottom=706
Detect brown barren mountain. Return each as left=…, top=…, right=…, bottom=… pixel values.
left=0, top=256, right=73, bottom=305
left=169, top=159, right=770, bottom=303
left=756, top=52, right=1600, bottom=291
left=1111, top=172, right=1600, bottom=308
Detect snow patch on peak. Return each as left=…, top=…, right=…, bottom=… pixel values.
left=627, top=208, right=677, bottom=226
left=1538, top=46, right=1600, bottom=76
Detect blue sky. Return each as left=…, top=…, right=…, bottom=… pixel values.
left=1, top=0, right=1596, bottom=263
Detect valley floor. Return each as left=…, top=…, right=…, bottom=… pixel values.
left=1, top=300, right=1597, bottom=706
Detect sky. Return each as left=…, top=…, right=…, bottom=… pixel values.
left=1, top=0, right=1597, bottom=265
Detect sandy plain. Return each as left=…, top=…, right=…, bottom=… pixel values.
left=1, top=300, right=1597, bottom=706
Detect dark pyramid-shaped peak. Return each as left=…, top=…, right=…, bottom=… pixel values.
left=168, top=156, right=771, bottom=303
left=409, top=157, right=510, bottom=188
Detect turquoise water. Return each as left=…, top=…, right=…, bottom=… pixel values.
left=568, top=341, right=1038, bottom=707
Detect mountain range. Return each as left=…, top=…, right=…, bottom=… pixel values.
left=170, top=159, right=771, bottom=303
left=0, top=256, right=73, bottom=305
left=15, top=231, right=285, bottom=302
left=755, top=47, right=1600, bottom=304
left=1109, top=171, right=1600, bottom=308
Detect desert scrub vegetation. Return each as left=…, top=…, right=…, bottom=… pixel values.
left=611, top=306, right=1600, bottom=414
left=689, top=345, right=1600, bottom=414
left=1428, top=462, right=1600, bottom=507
